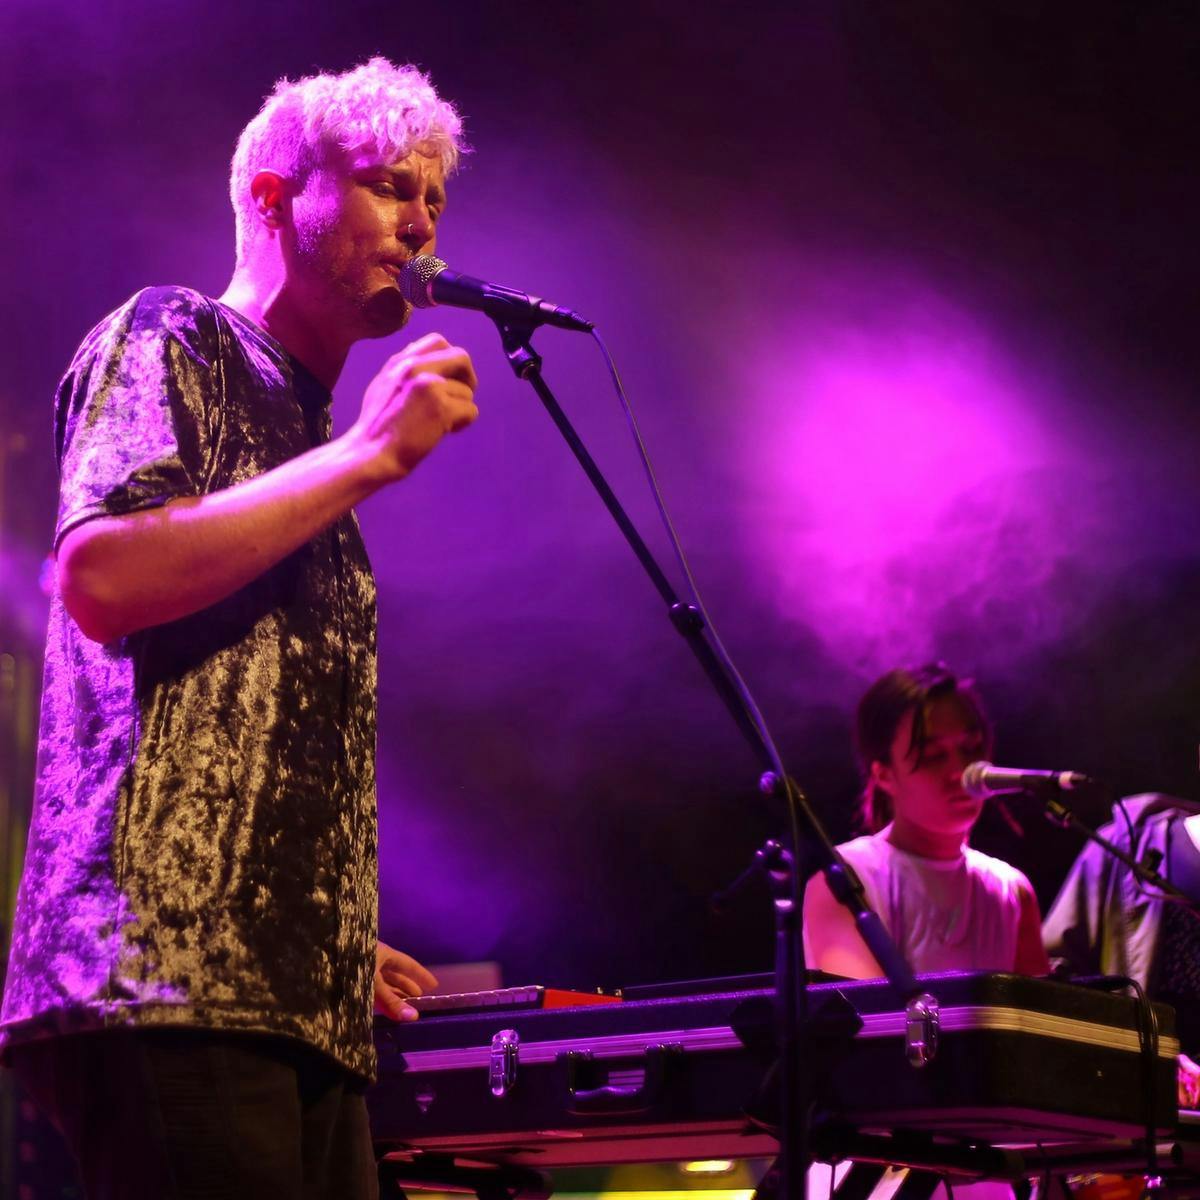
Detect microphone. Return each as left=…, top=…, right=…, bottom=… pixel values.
left=962, top=761, right=1095, bottom=799
left=400, top=255, right=594, bottom=332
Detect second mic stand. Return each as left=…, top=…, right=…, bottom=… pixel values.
left=490, top=316, right=937, bottom=1200
left=1028, top=783, right=1195, bottom=905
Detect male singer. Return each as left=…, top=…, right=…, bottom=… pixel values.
left=1, top=58, right=476, bottom=1197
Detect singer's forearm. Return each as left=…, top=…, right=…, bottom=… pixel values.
left=59, top=434, right=383, bottom=643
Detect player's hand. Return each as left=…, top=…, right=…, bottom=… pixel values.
left=1178, top=1053, right=1200, bottom=1108
left=352, top=333, right=478, bottom=483
left=373, top=940, right=439, bottom=1022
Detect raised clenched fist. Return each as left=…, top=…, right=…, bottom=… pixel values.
left=353, top=332, right=479, bottom=482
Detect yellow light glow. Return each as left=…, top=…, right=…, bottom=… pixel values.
left=589, top=1192, right=753, bottom=1200
left=681, top=1161, right=738, bottom=1176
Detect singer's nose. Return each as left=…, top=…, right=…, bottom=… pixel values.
left=399, top=211, right=435, bottom=248
left=949, top=746, right=975, bottom=781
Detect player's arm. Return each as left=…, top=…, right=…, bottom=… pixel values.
left=61, top=334, right=477, bottom=643
left=1014, top=875, right=1051, bottom=975
left=802, top=867, right=886, bottom=979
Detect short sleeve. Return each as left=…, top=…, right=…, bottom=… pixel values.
left=53, top=286, right=220, bottom=548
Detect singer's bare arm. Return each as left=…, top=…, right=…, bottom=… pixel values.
left=60, top=334, right=477, bottom=644
left=1014, top=876, right=1051, bottom=975
left=802, top=869, right=887, bottom=979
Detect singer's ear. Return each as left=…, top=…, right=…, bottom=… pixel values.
left=250, top=171, right=287, bottom=229
left=870, top=759, right=894, bottom=793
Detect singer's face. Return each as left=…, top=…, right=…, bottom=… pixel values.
left=289, top=146, right=447, bottom=339
left=875, top=695, right=988, bottom=848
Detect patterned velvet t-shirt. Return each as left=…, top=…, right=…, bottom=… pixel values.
left=0, top=286, right=380, bottom=1080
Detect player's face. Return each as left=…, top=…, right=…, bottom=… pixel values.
left=290, top=146, right=447, bottom=339
left=874, top=695, right=988, bottom=844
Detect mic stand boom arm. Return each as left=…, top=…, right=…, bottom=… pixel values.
left=1034, top=787, right=1193, bottom=904
left=490, top=316, right=936, bottom=1200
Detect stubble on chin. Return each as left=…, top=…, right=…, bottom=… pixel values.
left=360, top=286, right=413, bottom=339
left=306, top=251, right=413, bottom=341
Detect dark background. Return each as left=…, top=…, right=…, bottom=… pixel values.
left=2, top=1, right=1198, bottom=1001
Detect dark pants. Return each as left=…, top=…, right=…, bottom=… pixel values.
left=7, top=1028, right=379, bottom=1200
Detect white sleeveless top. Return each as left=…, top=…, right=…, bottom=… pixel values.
left=807, top=829, right=1025, bottom=1200
left=821, top=827, right=1027, bottom=972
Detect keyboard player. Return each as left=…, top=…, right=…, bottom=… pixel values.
left=802, top=664, right=1049, bottom=1200
left=803, top=663, right=1049, bottom=981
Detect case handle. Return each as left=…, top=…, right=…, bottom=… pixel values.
left=561, top=1044, right=684, bottom=1115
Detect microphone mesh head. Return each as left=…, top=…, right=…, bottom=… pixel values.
left=961, top=761, right=991, bottom=798
left=400, top=255, right=447, bottom=307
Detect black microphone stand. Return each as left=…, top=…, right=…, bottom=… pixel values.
left=489, top=316, right=938, bottom=1200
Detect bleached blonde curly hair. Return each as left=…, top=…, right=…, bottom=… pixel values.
left=230, top=57, right=467, bottom=264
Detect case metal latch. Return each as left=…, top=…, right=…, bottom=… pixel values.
left=489, top=1028, right=520, bottom=1097
left=904, top=992, right=940, bottom=1067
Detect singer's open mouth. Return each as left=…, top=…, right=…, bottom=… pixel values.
left=380, top=259, right=416, bottom=284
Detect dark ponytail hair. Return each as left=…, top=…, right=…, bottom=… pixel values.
left=855, top=663, right=992, bottom=834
